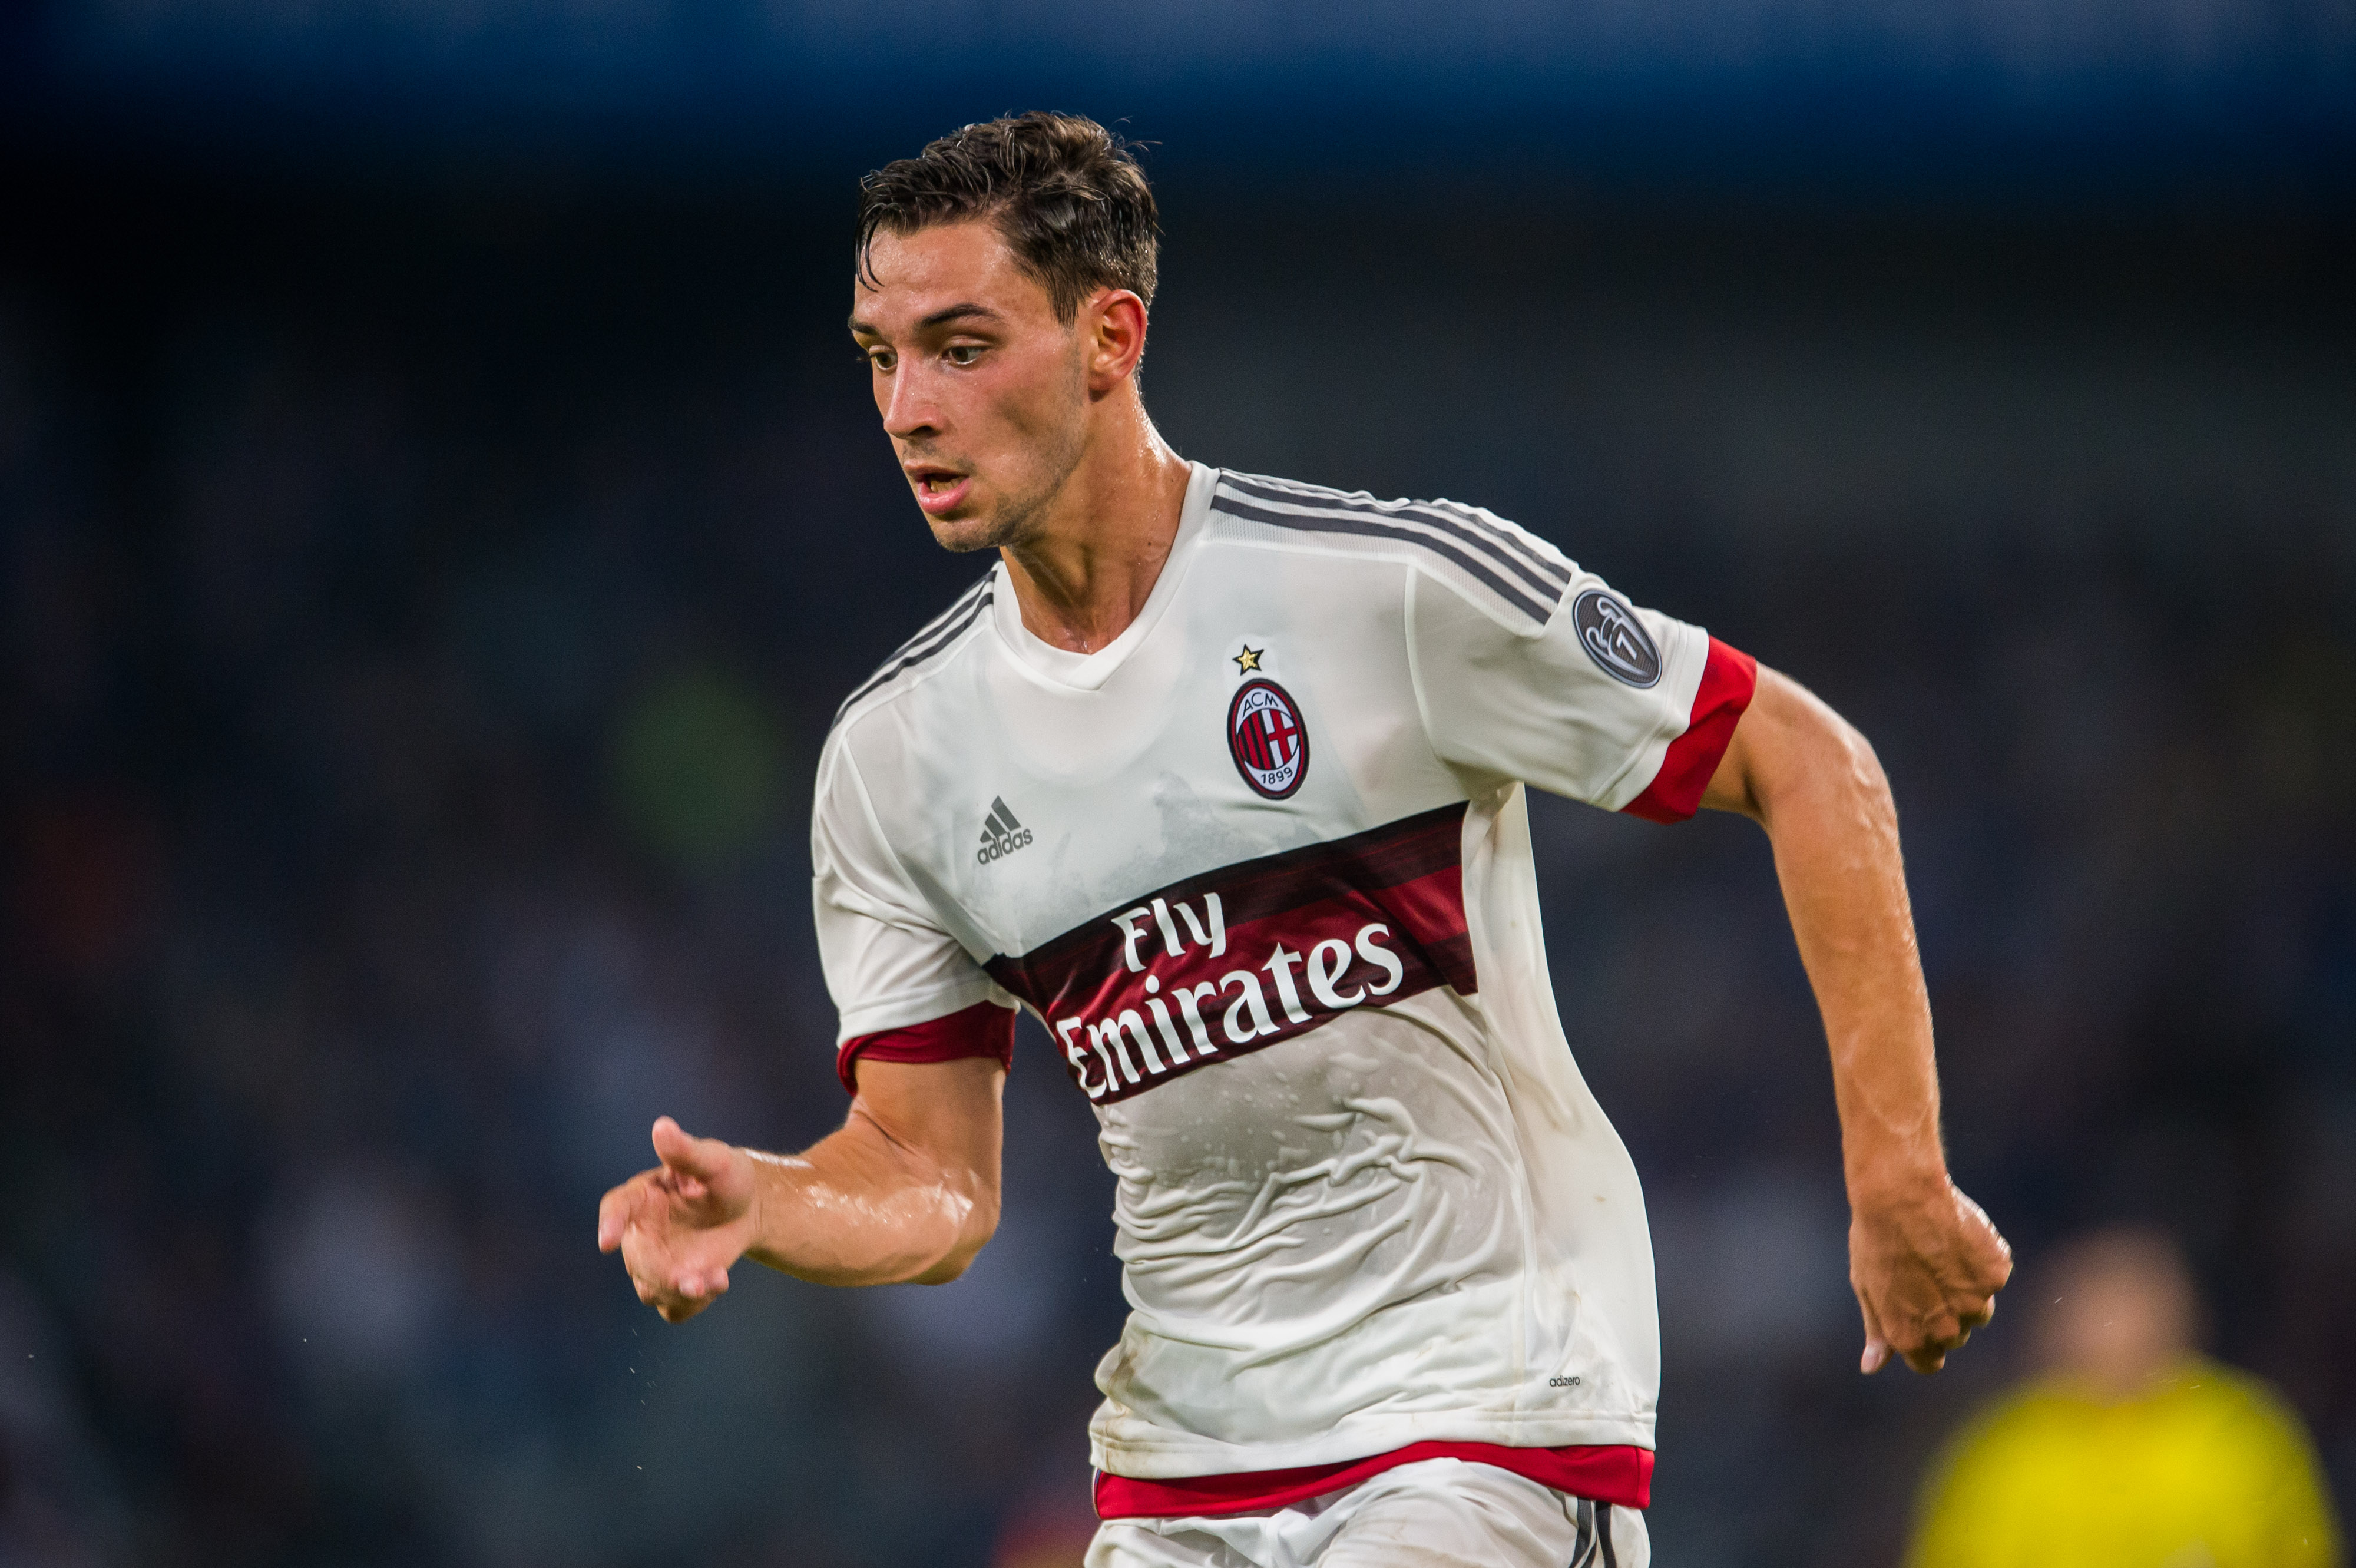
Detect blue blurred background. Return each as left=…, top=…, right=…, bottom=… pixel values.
left=3, top=2, right=2352, bottom=1564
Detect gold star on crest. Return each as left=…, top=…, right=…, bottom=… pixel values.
left=1232, top=644, right=1264, bottom=674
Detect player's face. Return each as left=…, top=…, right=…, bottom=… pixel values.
left=849, top=220, right=1089, bottom=553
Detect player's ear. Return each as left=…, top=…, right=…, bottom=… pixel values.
left=1084, top=288, right=1148, bottom=390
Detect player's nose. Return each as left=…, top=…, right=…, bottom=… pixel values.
left=879, top=364, right=943, bottom=441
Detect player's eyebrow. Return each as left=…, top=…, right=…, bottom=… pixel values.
left=845, top=303, right=1004, bottom=338
left=917, top=302, right=1001, bottom=330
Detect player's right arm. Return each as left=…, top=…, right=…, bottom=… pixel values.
left=595, top=717, right=1017, bottom=1324
left=595, top=1056, right=1003, bottom=1323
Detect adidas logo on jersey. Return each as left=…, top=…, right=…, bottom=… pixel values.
left=976, top=796, right=1034, bottom=865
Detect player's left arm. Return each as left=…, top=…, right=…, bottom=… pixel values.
left=1701, top=665, right=2013, bottom=1374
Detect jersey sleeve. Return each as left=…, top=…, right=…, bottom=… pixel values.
left=1408, top=558, right=1756, bottom=820
left=812, top=733, right=1016, bottom=1093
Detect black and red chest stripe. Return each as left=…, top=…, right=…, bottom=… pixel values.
left=985, top=802, right=1476, bottom=1104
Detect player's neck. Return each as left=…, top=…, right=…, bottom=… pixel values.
left=999, top=403, right=1192, bottom=656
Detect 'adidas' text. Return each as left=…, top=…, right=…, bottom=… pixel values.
left=977, top=796, right=1034, bottom=865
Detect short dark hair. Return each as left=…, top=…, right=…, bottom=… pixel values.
left=856, top=112, right=1159, bottom=323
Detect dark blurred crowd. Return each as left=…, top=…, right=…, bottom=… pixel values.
left=2, top=167, right=2351, bottom=1567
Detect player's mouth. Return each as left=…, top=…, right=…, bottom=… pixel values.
left=907, top=465, right=973, bottom=517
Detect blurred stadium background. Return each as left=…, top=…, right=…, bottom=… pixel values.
left=4, top=1, right=2352, bottom=1564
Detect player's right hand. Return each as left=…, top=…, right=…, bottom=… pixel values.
left=597, top=1116, right=759, bottom=1323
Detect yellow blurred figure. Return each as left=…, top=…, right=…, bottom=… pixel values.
left=1908, top=1229, right=2342, bottom=1568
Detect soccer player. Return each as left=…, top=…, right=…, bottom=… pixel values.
left=597, top=112, right=2014, bottom=1567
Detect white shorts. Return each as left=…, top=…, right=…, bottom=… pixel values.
left=1086, top=1458, right=1650, bottom=1568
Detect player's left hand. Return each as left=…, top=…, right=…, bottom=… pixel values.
left=1849, top=1177, right=2012, bottom=1374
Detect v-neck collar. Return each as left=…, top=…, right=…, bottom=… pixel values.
left=989, top=461, right=1215, bottom=693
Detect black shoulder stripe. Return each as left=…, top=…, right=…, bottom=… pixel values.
left=1212, top=493, right=1558, bottom=624
left=1220, top=475, right=1570, bottom=602
left=838, top=586, right=992, bottom=713
left=1230, top=476, right=1570, bottom=600
left=902, top=571, right=995, bottom=650
left=1236, top=473, right=1572, bottom=595
left=838, top=575, right=995, bottom=714
left=1421, top=497, right=1572, bottom=593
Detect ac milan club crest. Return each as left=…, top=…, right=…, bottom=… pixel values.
left=1227, top=678, right=1309, bottom=799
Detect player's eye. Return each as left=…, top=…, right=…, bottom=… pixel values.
left=861, top=347, right=895, bottom=372
left=944, top=343, right=984, bottom=366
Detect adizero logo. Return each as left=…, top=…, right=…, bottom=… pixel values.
left=976, top=797, right=1034, bottom=865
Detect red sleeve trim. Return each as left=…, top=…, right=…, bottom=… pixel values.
left=1622, top=636, right=1758, bottom=824
left=836, top=1000, right=1015, bottom=1096
left=1093, top=1441, right=1652, bottom=1520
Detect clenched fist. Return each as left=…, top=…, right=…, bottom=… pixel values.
left=1850, top=1177, right=2012, bottom=1374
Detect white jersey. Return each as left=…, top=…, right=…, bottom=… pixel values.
left=812, top=462, right=1754, bottom=1482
